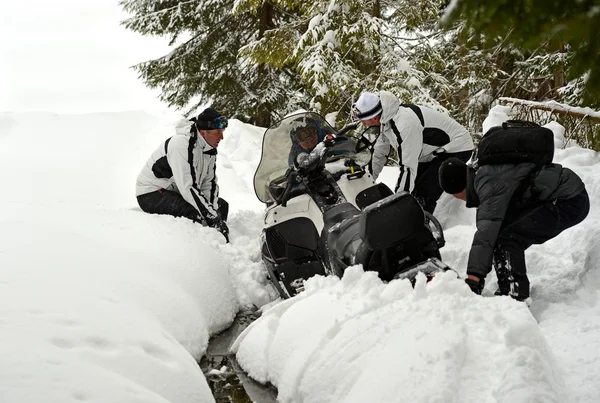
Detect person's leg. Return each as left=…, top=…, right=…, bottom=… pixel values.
left=493, top=201, right=556, bottom=299
left=415, top=161, right=433, bottom=182
left=412, top=150, right=472, bottom=214
left=217, top=197, right=229, bottom=221
left=412, top=158, right=445, bottom=214
left=555, top=189, right=590, bottom=233
left=137, top=190, right=202, bottom=223
left=492, top=241, right=530, bottom=300
left=493, top=189, right=589, bottom=299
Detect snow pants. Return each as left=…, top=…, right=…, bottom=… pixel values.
left=493, top=188, right=590, bottom=300
left=137, top=189, right=229, bottom=224
left=413, top=150, right=472, bottom=214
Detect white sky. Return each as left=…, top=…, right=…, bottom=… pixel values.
left=0, top=0, right=174, bottom=113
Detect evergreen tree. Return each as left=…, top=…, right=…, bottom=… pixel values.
left=120, top=0, right=304, bottom=126
left=413, top=21, right=576, bottom=135
left=443, top=0, right=600, bottom=105
left=236, top=0, right=451, bottom=124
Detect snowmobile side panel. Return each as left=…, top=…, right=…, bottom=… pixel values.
left=264, top=194, right=325, bottom=233
left=275, top=259, right=326, bottom=297
left=263, top=217, right=320, bottom=263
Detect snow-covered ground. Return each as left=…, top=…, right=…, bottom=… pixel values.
left=232, top=107, right=600, bottom=403
left=0, top=111, right=274, bottom=403
left=1, top=107, right=599, bottom=403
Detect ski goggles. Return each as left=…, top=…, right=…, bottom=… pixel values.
left=296, top=126, right=318, bottom=142
left=208, top=116, right=228, bottom=129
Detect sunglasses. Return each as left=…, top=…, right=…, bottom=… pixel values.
left=208, top=116, right=228, bottom=129
left=296, top=127, right=318, bottom=142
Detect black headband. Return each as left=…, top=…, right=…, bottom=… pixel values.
left=355, top=101, right=382, bottom=119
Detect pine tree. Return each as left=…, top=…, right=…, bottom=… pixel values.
left=443, top=0, right=600, bottom=106
left=236, top=0, right=451, bottom=124
left=120, top=0, right=304, bottom=126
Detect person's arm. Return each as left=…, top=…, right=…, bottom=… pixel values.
left=394, top=110, right=423, bottom=193
left=198, top=154, right=219, bottom=211
left=370, top=133, right=390, bottom=180
left=168, top=136, right=218, bottom=221
left=466, top=169, right=516, bottom=279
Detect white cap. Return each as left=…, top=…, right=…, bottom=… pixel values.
left=354, top=92, right=382, bottom=120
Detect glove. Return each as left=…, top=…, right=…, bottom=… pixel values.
left=465, top=276, right=484, bottom=295
left=208, top=217, right=229, bottom=243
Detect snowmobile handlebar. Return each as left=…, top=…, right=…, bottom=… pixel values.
left=279, top=170, right=298, bottom=207
left=278, top=126, right=359, bottom=206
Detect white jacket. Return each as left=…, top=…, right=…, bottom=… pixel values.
left=371, top=91, right=474, bottom=192
left=136, top=119, right=220, bottom=220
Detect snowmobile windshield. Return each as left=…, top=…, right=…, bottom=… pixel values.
left=253, top=112, right=368, bottom=204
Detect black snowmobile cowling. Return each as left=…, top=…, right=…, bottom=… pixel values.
left=254, top=112, right=455, bottom=298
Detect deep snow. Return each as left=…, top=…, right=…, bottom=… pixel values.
left=0, top=106, right=599, bottom=403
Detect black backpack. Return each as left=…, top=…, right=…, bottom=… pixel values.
left=474, top=120, right=554, bottom=168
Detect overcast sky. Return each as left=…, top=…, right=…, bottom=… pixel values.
left=0, top=0, right=175, bottom=113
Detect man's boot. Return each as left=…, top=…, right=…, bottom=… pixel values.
left=492, top=247, right=530, bottom=301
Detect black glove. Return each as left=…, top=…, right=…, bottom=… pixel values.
left=465, top=277, right=484, bottom=295
left=208, top=217, right=229, bottom=243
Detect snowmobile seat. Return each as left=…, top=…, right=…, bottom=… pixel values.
left=355, top=192, right=441, bottom=281
left=321, top=202, right=360, bottom=237
left=359, top=192, right=425, bottom=250
left=321, top=203, right=361, bottom=277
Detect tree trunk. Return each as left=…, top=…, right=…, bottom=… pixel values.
left=371, top=0, right=381, bottom=72
left=253, top=2, right=276, bottom=128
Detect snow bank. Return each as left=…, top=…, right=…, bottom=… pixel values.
left=0, top=111, right=256, bottom=403
left=233, top=268, right=566, bottom=403
left=234, top=104, right=600, bottom=402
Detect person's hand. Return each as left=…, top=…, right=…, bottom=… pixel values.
left=465, top=274, right=484, bottom=295
left=208, top=217, right=229, bottom=243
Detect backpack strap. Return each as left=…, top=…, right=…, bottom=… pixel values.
left=400, top=104, right=424, bottom=126
left=164, top=137, right=172, bottom=154
left=389, top=120, right=403, bottom=147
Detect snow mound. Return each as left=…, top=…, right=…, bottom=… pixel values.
left=233, top=267, right=566, bottom=403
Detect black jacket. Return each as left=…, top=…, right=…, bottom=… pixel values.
left=466, top=162, right=585, bottom=278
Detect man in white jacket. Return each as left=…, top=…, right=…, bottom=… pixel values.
left=136, top=107, right=230, bottom=242
left=353, top=91, right=474, bottom=214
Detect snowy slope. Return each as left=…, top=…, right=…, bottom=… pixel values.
left=0, top=109, right=599, bottom=403
left=0, top=112, right=274, bottom=403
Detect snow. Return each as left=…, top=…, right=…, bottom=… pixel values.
left=499, top=97, right=600, bottom=120
left=1, top=105, right=600, bottom=402
left=232, top=106, right=600, bottom=402
left=2, top=5, right=600, bottom=402
left=0, top=111, right=278, bottom=403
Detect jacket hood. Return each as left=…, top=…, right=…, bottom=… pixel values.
left=379, top=91, right=400, bottom=124
left=175, top=118, right=195, bottom=136
left=174, top=118, right=215, bottom=152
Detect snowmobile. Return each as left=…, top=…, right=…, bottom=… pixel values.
left=254, top=112, right=452, bottom=298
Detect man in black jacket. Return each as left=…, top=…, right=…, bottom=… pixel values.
left=438, top=157, right=589, bottom=301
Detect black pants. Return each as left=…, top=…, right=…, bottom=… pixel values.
left=412, top=150, right=472, bottom=214
left=137, top=190, right=229, bottom=224
left=493, top=189, right=590, bottom=300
